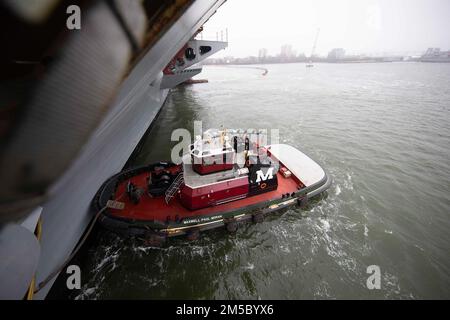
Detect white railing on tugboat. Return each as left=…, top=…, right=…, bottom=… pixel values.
left=165, top=172, right=184, bottom=204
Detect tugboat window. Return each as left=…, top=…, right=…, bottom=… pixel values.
left=185, top=47, right=196, bottom=60
left=200, top=46, right=212, bottom=55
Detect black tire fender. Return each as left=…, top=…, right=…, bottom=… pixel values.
left=225, top=219, right=238, bottom=233
left=252, top=213, right=264, bottom=223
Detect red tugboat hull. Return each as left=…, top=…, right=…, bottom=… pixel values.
left=94, top=144, right=331, bottom=240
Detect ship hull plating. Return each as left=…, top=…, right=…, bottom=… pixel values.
left=33, top=0, right=227, bottom=299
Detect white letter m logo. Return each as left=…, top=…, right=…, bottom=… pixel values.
left=256, top=167, right=274, bottom=183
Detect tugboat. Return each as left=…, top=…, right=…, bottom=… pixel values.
left=94, top=129, right=331, bottom=243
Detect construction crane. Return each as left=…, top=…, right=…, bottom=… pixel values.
left=306, top=28, right=320, bottom=67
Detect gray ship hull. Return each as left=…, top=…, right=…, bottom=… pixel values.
left=32, top=0, right=226, bottom=299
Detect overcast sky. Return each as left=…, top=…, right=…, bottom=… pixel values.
left=203, top=0, right=450, bottom=57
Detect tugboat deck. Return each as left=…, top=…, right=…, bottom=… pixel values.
left=109, top=171, right=301, bottom=222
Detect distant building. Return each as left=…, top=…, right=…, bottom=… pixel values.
left=424, top=48, right=441, bottom=56
left=258, top=48, right=268, bottom=62
left=280, top=44, right=295, bottom=60
left=297, top=52, right=307, bottom=60
left=421, top=48, right=450, bottom=62
left=327, top=48, right=346, bottom=60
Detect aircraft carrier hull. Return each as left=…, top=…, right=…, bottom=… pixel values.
left=31, top=0, right=226, bottom=299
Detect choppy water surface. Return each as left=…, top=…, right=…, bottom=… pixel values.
left=73, top=62, right=450, bottom=299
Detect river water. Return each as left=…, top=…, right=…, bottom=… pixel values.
left=68, top=62, right=449, bottom=299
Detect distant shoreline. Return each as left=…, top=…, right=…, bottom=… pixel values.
left=204, top=60, right=423, bottom=66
